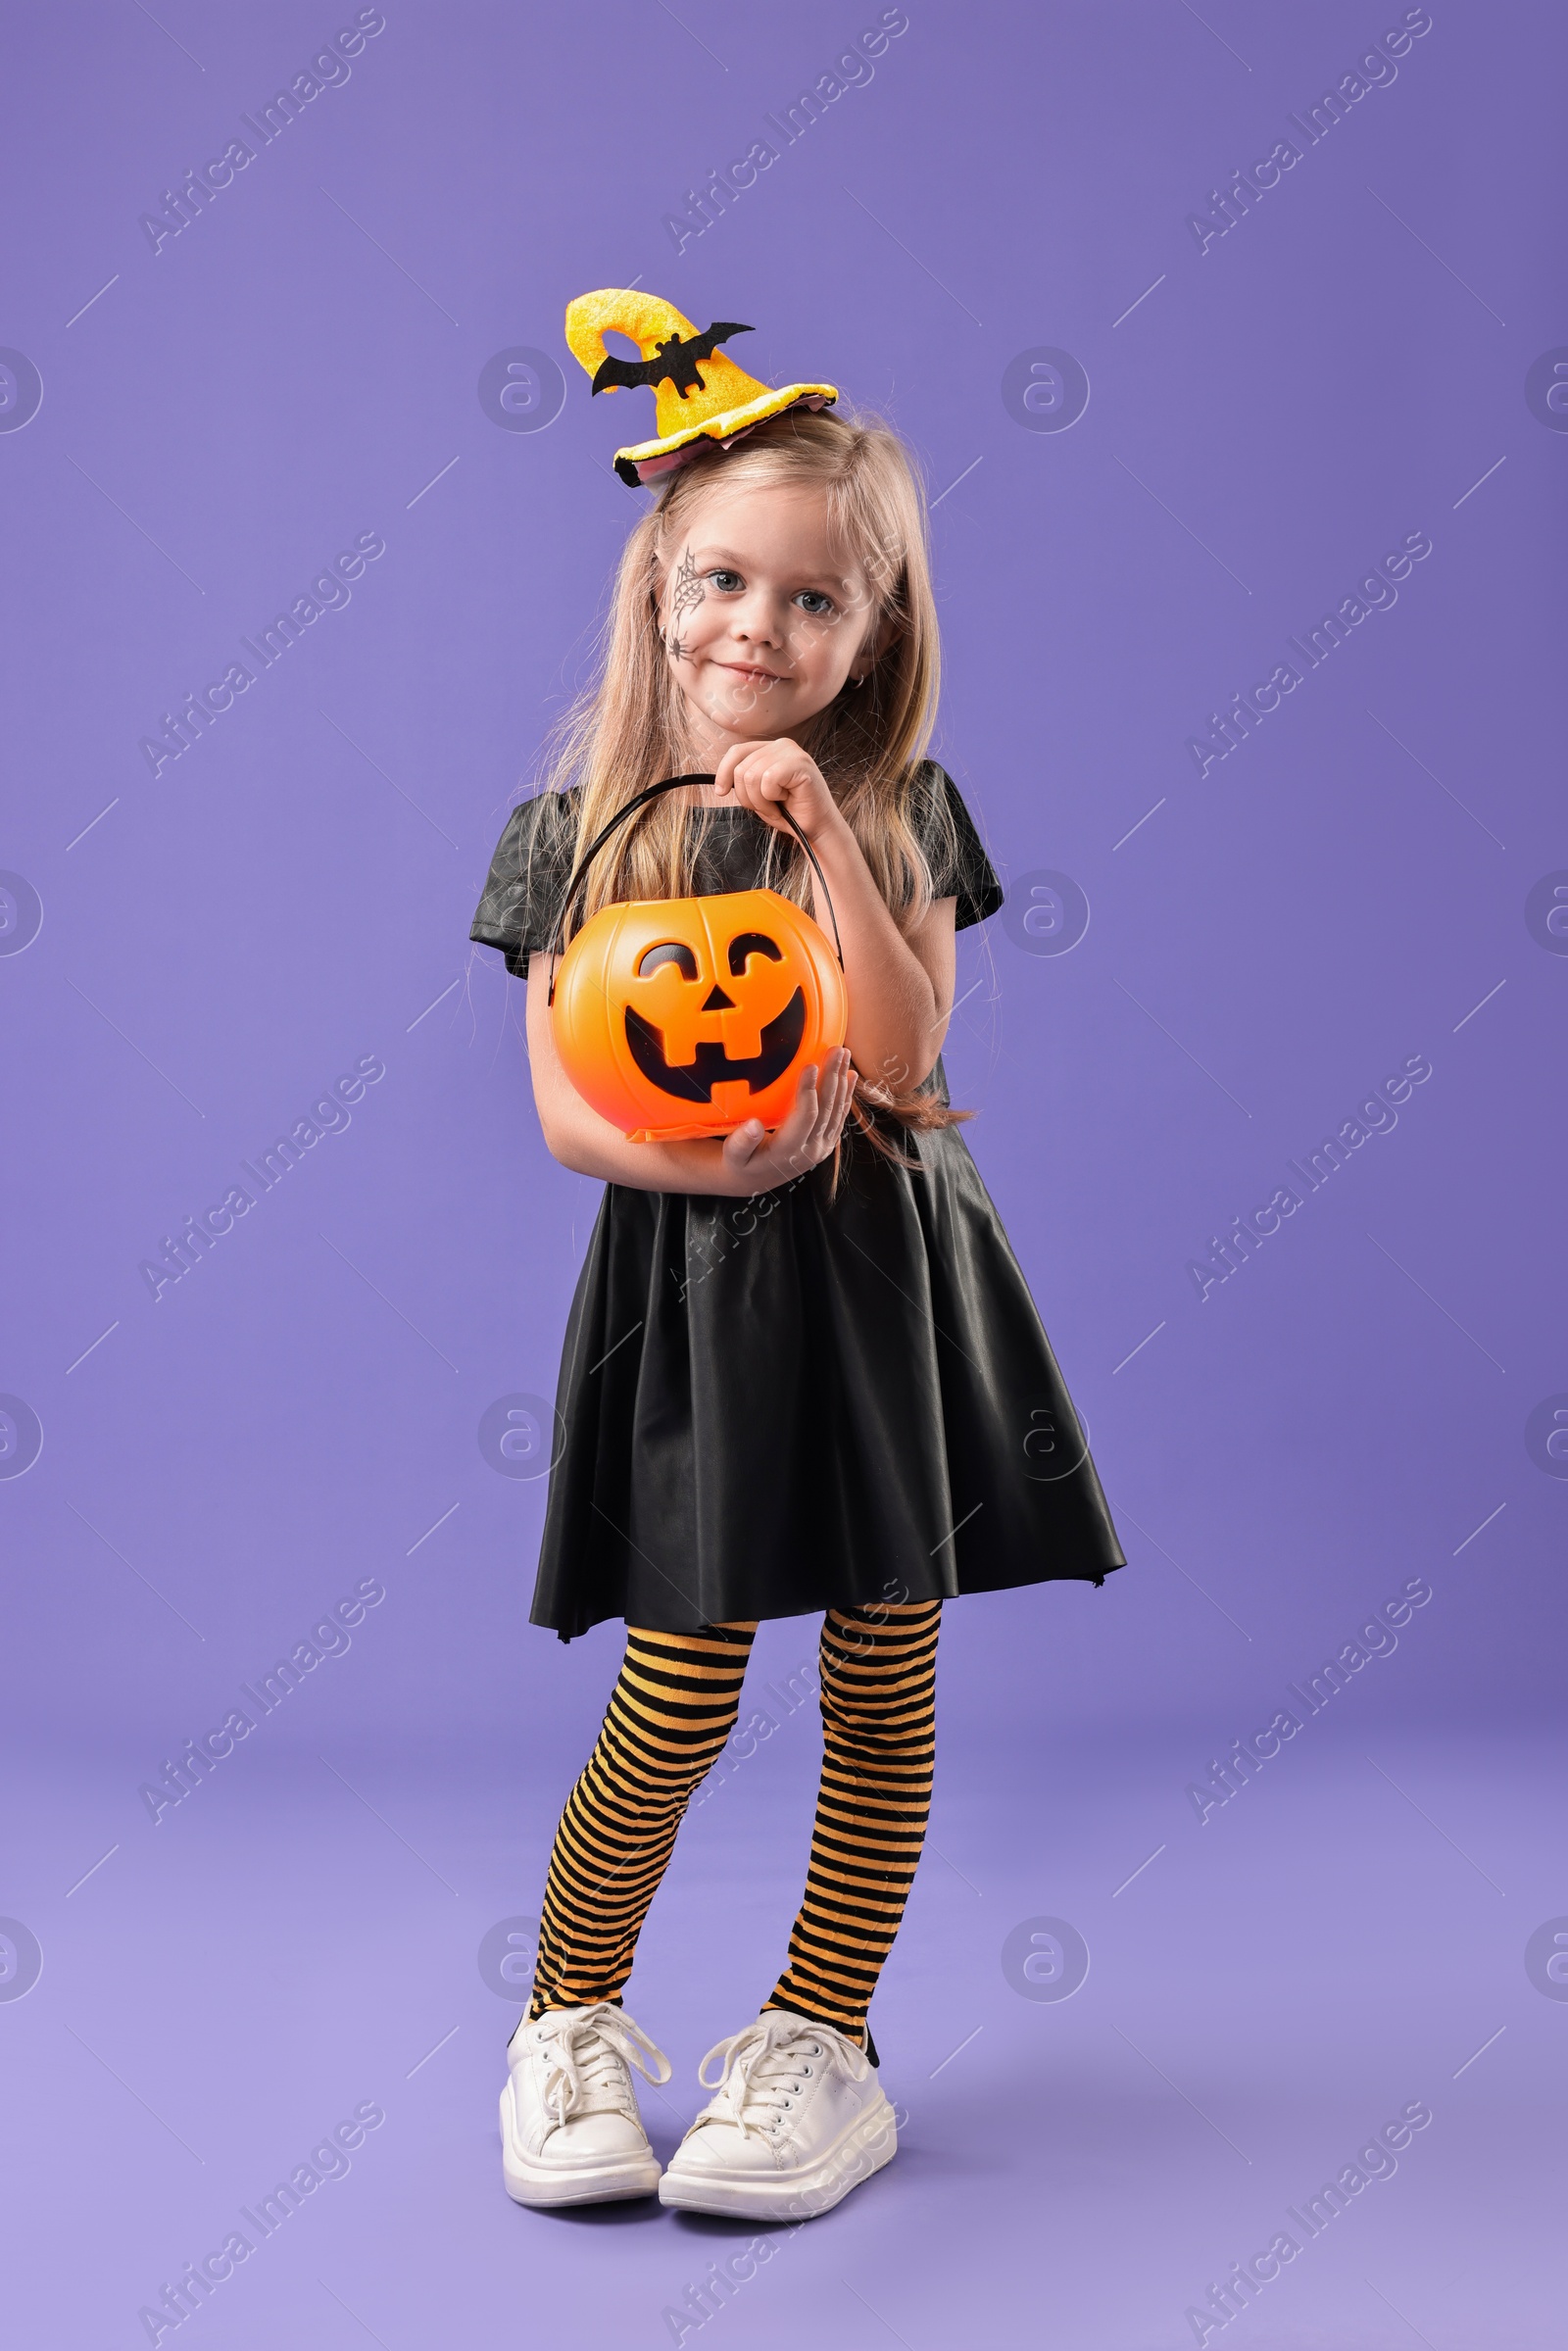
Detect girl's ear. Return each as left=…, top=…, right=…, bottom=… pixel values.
left=854, top=605, right=904, bottom=682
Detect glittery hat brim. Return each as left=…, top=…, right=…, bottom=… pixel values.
left=612, top=382, right=839, bottom=486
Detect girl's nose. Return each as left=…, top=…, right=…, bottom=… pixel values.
left=731, top=591, right=787, bottom=647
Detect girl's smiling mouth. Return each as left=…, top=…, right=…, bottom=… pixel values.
left=717, top=661, right=785, bottom=684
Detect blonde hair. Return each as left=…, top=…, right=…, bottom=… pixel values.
left=529, top=403, right=969, bottom=1151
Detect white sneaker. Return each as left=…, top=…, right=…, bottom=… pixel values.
left=501, top=2000, right=671, bottom=2206
left=658, top=2010, right=897, bottom=2221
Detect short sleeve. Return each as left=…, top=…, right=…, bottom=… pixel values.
left=469, top=790, right=580, bottom=980
left=914, top=762, right=1004, bottom=931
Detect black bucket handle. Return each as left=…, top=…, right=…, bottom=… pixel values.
left=546, top=774, right=844, bottom=1004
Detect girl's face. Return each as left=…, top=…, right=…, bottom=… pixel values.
left=657, top=479, right=882, bottom=750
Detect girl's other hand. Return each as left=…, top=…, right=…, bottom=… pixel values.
left=718, top=1049, right=857, bottom=1193
left=710, top=739, right=844, bottom=848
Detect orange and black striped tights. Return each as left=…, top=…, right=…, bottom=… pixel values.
left=526, top=1600, right=942, bottom=2055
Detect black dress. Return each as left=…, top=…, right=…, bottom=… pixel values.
left=470, top=765, right=1125, bottom=1641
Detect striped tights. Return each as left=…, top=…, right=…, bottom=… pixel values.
left=526, top=1600, right=941, bottom=2049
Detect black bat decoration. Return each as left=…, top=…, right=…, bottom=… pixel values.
left=592, top=321, right=754, bottom=401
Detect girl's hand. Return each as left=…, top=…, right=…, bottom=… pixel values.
left=717, top=1049, right=858, bottom=1194
left=710, top=739, right=845, bottom=847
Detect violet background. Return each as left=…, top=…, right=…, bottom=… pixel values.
left=1, top=3, right=1562, bottom=2345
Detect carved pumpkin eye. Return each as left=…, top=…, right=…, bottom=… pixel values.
left=636, top=941, right=700, bottom=979
left=727, top=931, right=783, bottom=976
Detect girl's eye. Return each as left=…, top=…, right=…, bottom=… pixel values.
left=796, top=590, right=836, bottom=617
left=709, top=568, right=743, bottom=593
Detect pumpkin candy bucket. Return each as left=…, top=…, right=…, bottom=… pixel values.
left=548, top=775, right=849, bottom=1143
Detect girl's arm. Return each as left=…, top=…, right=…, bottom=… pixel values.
left=524, top=953, right=858, bottom=1197
left=711, top=741, right=958, bottom=1096
left=816, top=862, right=956, bottom=1100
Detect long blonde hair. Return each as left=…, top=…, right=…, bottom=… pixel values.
left=530, top=404, right=969, bottom=1153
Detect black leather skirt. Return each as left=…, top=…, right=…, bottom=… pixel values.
left=530, top=1097, right=1126, bottom=1640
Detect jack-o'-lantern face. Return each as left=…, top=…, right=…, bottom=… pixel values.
left=550, top=887, right=848, bottom=1143
left=625, top=916, right=805, bottom=1101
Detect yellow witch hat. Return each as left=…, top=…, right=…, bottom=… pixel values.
left=564, top=288, right=838, bottom=486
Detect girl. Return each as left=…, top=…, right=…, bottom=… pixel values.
left=470, top=307, right=1123, bottom=2222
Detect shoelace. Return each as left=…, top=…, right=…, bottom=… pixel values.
left=695, top=2013, right=870, bottom=2141
left=533, top=2002, right=672, bottom=2128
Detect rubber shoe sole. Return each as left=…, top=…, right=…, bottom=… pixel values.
left=500, top=2087, right=662, bottom=2207
left=657, top=2088, right=898, bottom=2221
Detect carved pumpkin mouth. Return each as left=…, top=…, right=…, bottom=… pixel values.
left=624, top=988, right=807, bottom=1102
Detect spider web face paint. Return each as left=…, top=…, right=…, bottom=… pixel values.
left=667, top=548, right=706, bottom=624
